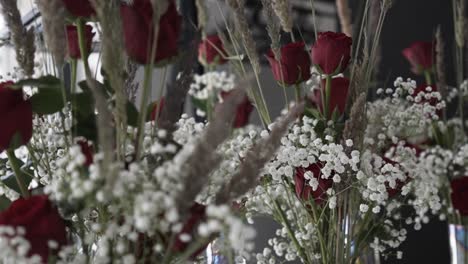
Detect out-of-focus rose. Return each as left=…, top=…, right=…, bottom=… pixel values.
left=0, top=81, right=33, bottom=152
left=221, top=91, right=253, bottom=128
left=66, top=25, right=94, bottom=59
left=294, top=163, right=333, bottom=205
left=77, top=139, right=94, bottom=167
left=0, top=195, right=68, bottom=263
left=121, top=0, right=182, bottom=65
left=311, top=32, right=352, bottom=75
left=266, top=42, right=311, bottom=85
left=172, top=203, right=208, bottom=257
left=62, top=0, right=95, bottom=18
left=311, top=77, right=350, bottom=117
left=198, top=35, right=228, bottom=66
left=150, top=97, right=165, bottom=121
left=451, top=177, right=468, bottom=216
left=402, top=41, right=434, bottom=75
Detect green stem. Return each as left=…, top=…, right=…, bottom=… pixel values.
left=6, top=150, right=29, bottom=198
left=325, top=76, right=332, bottom=119
left=135, top=64, right=154, bottom=160
left=295, top=83, right=302, bottom=103
left=424, top=71, right=433, bottom=85
left=76, top=19, right=91, bottom=75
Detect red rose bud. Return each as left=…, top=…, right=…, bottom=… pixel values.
left=77, top=139, right=94, bottom=167
left=266, top=42, right=312, bottom=85
left=0, top=195, right=68, bottom=263
left=150, top=97, right=165, bottom=121
left=294, top=163, right=333, bottom=205
left=66, top=25, right=94, bottom=59
left=311, top=31, right=352, bottom=75
left=121, top=0, right=182, bottom=65
left=221, top=91, right=253, bottom=128
left=173, top=203, right=208, bottom=257
left=0, top=82, right=33, bottom=152
left=451, top=177, right=468, bottom=216
left=311, top=77, right=350, bottom=117
left=402, top=41, right=434, bottom=75
left=198, top=35, right=228, bottom=66
left=62, top=0, right=95, bottom=18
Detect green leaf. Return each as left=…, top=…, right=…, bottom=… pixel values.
left=127, top=101, right=139, bottom=127
left=30, top=89, right=65, bottom=114
left=304, top=107, right=322, bottom=119
left=71, top=92, right=94, bottom=118
left=72, top=114, right=97, bottom=142
left=0, top=160, right=33, bottom=195
left=13, top=75, right=61, bottom=90
left=0, top=195, right=11, bottom=211
left=191, top=97, right=208, bottom=113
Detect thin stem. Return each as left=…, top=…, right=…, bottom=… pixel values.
left=76, top=19, right=91, bottom=75
left=135, top=64, right=154, bottom=160
left=325, top=76, right=332, bottom=119
left=424, top=71, right=433, bottom=85
left=295, top=83, right=302, bottom=103
left=6, top=150, right=29, bottom=198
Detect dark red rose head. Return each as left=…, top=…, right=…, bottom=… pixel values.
left=0, top=195, right=67, bottom=263
left=0, top=82, right=33, bottom=152
left=121, top=0, right=182, bottom=65
left=402, top=41, right=434, bottom=75
left=150, top=97, right=165, bottom=121
left=173, top=203, right=208, bottom=256
left=66, top=24, right=94, bottom=59
left=451, top=177, right=468, bottom=216
left=198, top=35, right=228, bottom=66
left=77, top=139, right=94, bottom=167
left=266, top=42, right=312, bottom=85
left=62, top=0, right=95, bottom=18
left=221, top=91, right=253, bottom=128
left=311, top=77, right=350, bottom=118
left=294, top=163, right=333, bottom=205
left=311, top=31, right=352, bottom=75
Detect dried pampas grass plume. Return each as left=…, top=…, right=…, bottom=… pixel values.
left=1, top=0, right=36, bottom=76
left=336, top=0, right=353, bottom=37
left=435, top=26, right=447, bottom=101
left=215, top=103, right=305, bottom=204
left=272, top=0, right=293, bottom=33
left=343, top=92, right=367, bottom=153
left=261, top=0, right=282, bottom=60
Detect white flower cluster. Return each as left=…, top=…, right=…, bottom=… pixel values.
left=369, top=78, right=444, bottom=148
left=189, top=71, right=236, bottom=101
left=0, top=226, right=42, bottom=264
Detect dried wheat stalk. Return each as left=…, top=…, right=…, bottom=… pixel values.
left=272, top=0, right=293, bottom=33
left=336, top=0, right=352, bottom=37
left=435, top=26, right=447, bottom=101
left=261, top=0, right=282, bottom=60
left=343, top=92, right=367, bottom=154
left=215, top=103, right=304, bottom=204
left=89, top=0, right=127, bottom=159
left=1, top=0, right=36, bottom=76
left=176, top=83, right=249, bottom=217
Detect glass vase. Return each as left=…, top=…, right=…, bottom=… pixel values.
left=449, top=224, right=468, bottom=264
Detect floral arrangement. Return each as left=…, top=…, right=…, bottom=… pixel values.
left=0, top=0, right=466, bottom=264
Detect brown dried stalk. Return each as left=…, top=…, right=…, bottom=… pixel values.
left=261, top=0, right=282, bottom=60
left=159, top=34, right=201, bottom=133
left=195, top=0, right=208, bottom=30
left=215, top=103, right=305, bottom=204
left=435, top=26, right=447, bottom=100
left=1, top=0, right=36, bottom=76
left=343, top=93, right=367, bottom=154
left=336, top=0, right=353, bottom=37
left=124, top=59, right=139, bottom=104
left=455, top=0, right=466, bottom=49
left=176, top=83, right=249, bottom=217
left=89, top=0, right=127, bottom=159
left=226, top=0, right=261, bottom=74
left=346, top=35, right=369, bottom=114
left=272, top=0, right=293, bottom=33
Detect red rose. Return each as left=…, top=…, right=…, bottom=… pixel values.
left=173, top=203, right=208, bottom=256
left=0, top=195, right=67, bottom=263
left=121, top=0, right=182, bottom=65
left=402, top=41, right=434, bottom=74
left=266, top=42, right=311, bottom=85
left=62, top=0, right=95, bottom=18
left=294, top=163, right=333, bottom=205
left=311, top=32, right=352, bottom=75
left=221, top=91, right=253, bottom=128
left=77, top=139, right=94, bottom=166
left=311, top=77, right=350, bottom=117
left=150, top=97, right=165, bottom=121
left=451, top=177, right=468, bottom=216
left=198, top=35, right=228, bottom=66
left=66, top=25, right=94, bottom=59
left=0, top=82, right=33, bottom=152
